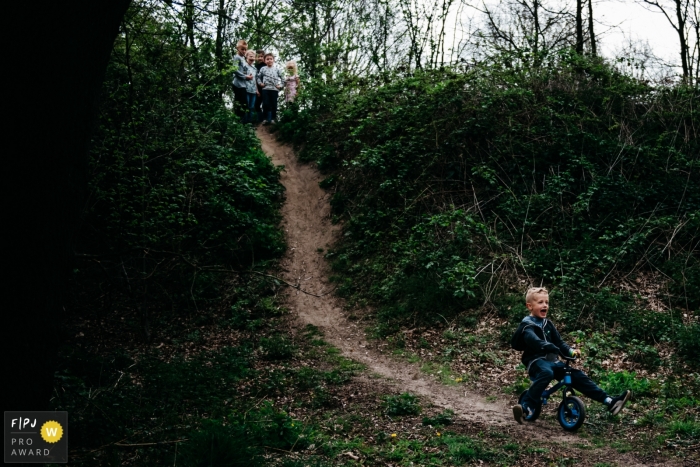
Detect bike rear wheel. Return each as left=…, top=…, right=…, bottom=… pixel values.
left=558, top=395, right=586, bottom=431
left=518, top=390, right=542, bottom=422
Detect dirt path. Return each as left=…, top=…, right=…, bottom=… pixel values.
left=257, top=126, right=676, bottom=466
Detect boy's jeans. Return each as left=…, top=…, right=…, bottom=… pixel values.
left=521, top=359, right=608, bottom=411
left=233, top=85, right=248, bottom=119
left=255, top=84, right=264, bottom=121
left=244, top=93, right=256, bottom=123
left=262, top=89, right=279, bottom=122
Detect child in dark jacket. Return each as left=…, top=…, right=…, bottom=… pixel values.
left=254, top=50, right=266, bottom=122
left=510, top=287, right=631, bottom=424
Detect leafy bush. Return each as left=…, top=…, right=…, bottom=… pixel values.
left=662, top=230, right=700, bottom=311
left=667, top=419, right=700, bottom=440
left=245, top=402, right=312, bottom=450
left=308, top=385, right=334, bottom=408
left=260, top=334, right=296, bottom=360
left=295, top=366, right=322, bottom=389
left=179, top=420, right=262, bottom=467
left=441, top=433, right=494, bottom=463
left=52, top=345, right=252, bottom=453
left=660, top=374, right=700, bottom=401
left=597, top=370, right=652, bottom=397
left=676, top=323, right=700, bottom=367
left=627, top=340, right=662, bottom=369
left=383, top=392, right=421, bottom=416
left=71, top=1, right=285, bottom=326
left=323, top=368, right=353, bottom=385
left=180, top=404, right=312, bottom=466
left=280, top=54, right=698, bottom=365
left=504, top=375, right=531, bottom=395
left=422, top=409, right=455, bottom=427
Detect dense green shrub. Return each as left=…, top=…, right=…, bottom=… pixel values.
left=597, top=370, right=653, bottom=397
left=244, top=402, right=312, bottom=450
left=383, top=392, right=422, bottom=416
left=56, top=3, right=292, bottom=460
left=71, top=2, right=285, bottom=327
left=280, top=53, right=699, bottom=364
left=179, top=420, right=263, bottom=467
left=53, top=346, right=252, bottom=452
left=667, top=420, right=700, bottom=440
left=422, top=409, right=455, bottom=426
left=260, top=334, right=296, bottom=360
left=676, top=323, right=700, bottom=366
left=442, top=433, right=495, bottom=463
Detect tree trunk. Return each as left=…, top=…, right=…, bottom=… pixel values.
left=5, top=0, right=130, bottom=412
left=640, top=0, right=692, bottom=80
left=694, top=0, right=699, bottom=81
left=215, top=0, right=226, bottom=73
left=533, top=0, right=541, bottom=65
left=384, top=2, right=390, bottom=69
left=311, top=2, right=318, bottom=78
left=675, top=0, right=690, bottom=79
left=185, top=0, right=196, bottom=49
left=215, top=0, right=227, bottom=97
left=576, top=0, right=584, bottom=54
left=587, top=0, right=597, bottom=56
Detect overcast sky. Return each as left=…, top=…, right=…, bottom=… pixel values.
left=595, top=0, right=681, bottom=62
left=439, top=0, right=689, bottom=76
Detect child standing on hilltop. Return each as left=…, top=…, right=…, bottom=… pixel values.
left=510, top=287, right=631, bottom=424
left=243, top=50, right=259, bottom=124
left=284, top=60, right=300, bottom=103
left=254, top=49, right=266, bottom=122
left=231, top=40, right=252, bottom=120
left=257, top=53, right=285, bottom=124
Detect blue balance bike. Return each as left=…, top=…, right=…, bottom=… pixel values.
left=518, top=354, right=587, bottom=431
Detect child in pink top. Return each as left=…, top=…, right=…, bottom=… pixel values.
left=285, top=61, right=300, bottom=102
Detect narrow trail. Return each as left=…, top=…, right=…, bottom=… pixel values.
left=257, top=126, right=675, bottom=466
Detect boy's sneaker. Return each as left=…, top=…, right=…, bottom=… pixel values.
left=607, top=390, right=631, bottom=415
left=270, top=120, right=276, bottom=124
left=512, top=404, right=524, bottom=424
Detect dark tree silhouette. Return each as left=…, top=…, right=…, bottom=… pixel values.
left=5, top=0, right=130, bottom=411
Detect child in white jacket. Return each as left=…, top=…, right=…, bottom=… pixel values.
left=256, top=53, right=285, bottom=124
left=243, top=50, right=259, bottom=123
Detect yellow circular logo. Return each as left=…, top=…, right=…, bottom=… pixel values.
left=40, top=420, right=63, bottom=443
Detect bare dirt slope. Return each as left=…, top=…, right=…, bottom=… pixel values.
left=257, top=126, right=678, bottom=466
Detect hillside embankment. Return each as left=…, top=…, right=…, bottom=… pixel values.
left=259, top=124, right=691, bottom=466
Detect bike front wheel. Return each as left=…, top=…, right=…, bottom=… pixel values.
left=558, top=395, right=586, bottom=431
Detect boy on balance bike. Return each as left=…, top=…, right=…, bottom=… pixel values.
left=511, top=287, right=631, bottom=426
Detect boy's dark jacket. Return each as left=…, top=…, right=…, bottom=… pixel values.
left=511, top=316, right=573, bottom=370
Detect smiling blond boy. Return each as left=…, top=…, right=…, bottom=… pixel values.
left=510, top=287, right=630, bottom=424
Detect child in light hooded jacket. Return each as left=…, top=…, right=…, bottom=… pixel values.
left=242, top=50, right=259, bottom=123
left=231, top=39, right=251, bottom=119
left=257, top=53, right=285, bottom=124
